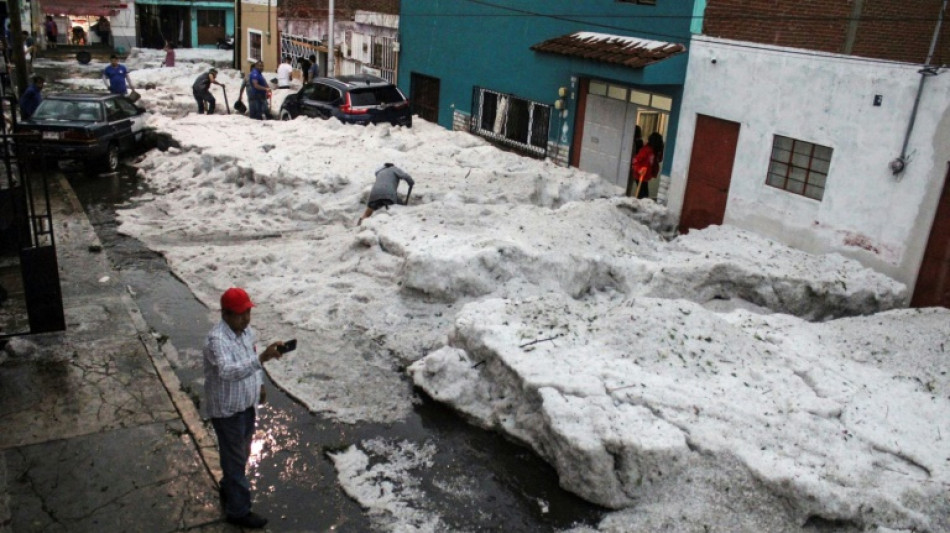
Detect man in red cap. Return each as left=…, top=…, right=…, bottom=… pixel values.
left=203, top=287, right=284, bottom=529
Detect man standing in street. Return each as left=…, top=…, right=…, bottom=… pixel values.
left=102, top=54, right=133, bottom=95
left=19, top=75, right=43, bottom=119
left=204, top=287, right=285, bottom=529
left=308, top=54, right=319, bottom=81
left=276, top=55, right=292, bottom=89
left=247, top=60, right=271, bottom=120
left=192, top=68, right=224, bottom=114
left=43, top=16, right=57, bottom=49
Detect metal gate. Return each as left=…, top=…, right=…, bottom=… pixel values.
left=280, top=33, right=325, bottom=75
left=0, top=81, right=65, bottom=337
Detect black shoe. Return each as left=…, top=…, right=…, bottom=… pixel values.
left=226, top=511, right=268, bottom=529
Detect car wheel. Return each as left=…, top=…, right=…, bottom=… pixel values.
left=103, top=143, right=119, bottom=172
left=279, top=109, right=293, bottom=121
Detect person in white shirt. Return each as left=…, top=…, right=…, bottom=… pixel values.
left=276, top=56, right=293, bottom=89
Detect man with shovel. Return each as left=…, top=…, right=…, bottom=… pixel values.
left=358, top=163, right=414, bottom=226
left=193, top=68, right=225, bottom=115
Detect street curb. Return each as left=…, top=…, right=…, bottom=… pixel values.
left=56, top=175, right=222, bottom=486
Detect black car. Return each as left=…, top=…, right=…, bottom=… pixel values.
left=279, top=75, right=412, bottom=127
left=15, top=93, right=148, bottom=171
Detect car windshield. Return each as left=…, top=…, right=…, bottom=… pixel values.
left=348, top=86, right=405, bottom=107
left=32, top=100, right=103, bottom=122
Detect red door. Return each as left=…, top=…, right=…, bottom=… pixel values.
left=679, top=115, right=740, bottom=232
left=912, top=164, right=950, bottom=308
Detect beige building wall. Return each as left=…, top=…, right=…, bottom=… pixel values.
left=240, top=1, right=280, bottom=73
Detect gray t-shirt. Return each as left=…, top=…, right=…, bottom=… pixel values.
left=368, top=165, right=414, bottom=204
left=193, top=72, right=214, bottom=92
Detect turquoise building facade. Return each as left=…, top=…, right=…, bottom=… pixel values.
left=398, top=0, right=703, bottom=197
left=135, top=0, right=234, bottom=49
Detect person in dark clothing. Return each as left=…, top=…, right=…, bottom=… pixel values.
left=193, top=68, right=224, bottom=115
left=95, top=17, right=111, bottom=47
left=358, top=163, right=414, bottom=225
left=308, top=54, right=319, bottom=81
left=299, top=56, right=312, bottom=84
left=19, top=75, right=43, bottom=119
left=44, top=16, right=57, bottom=49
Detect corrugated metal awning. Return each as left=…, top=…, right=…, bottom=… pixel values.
left=42, top=0, right=125, bottom=17
left=530, top=31, right=686, bottom=68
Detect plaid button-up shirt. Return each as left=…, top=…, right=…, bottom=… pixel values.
left=203, top=320, right=263, bottom=418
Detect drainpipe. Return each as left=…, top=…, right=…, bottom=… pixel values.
left=328, top=0, right=335, bottom=76
left=842, top=0, right=865, bottom=54
left=891, top=0, right=947, bottom=177
left=234, top=0, right=241, bottom=70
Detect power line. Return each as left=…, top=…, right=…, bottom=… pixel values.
left=406, top=0, right=946, bottom=22
left=403, top=0, right=948, bottom=43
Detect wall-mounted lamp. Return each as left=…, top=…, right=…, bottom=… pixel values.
left=554, top=99, right=565, bottom=110
left=558, top=87, right=567, bottom=98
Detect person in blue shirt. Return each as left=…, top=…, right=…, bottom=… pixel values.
left=246, top=60, right=271, bottom=120
left=19, top=75, right=44, bottom=119
left=102, top=54, right=133, bottom=95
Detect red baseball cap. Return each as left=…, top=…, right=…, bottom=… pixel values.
left=221, top=287, right=254, bottom=313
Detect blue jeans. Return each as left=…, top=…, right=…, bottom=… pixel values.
left=211, top=406, right=256, bottom=518
left=248, top=97, right=267, bottom=120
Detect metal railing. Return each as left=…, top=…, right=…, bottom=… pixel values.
left=1, top=78, right=65, bottom=336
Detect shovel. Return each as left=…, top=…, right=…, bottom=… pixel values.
left=400, top=183, right=413, bottom=206
left=222, top=86, right=231, bottom=115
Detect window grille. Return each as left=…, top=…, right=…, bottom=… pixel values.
left=470, top=87, right=551, bottom=159
left=765, top=135, right=832, bottom=201
left=279, top=33, right=322, bottom=73
left=248, top=30, right=262, bottom=62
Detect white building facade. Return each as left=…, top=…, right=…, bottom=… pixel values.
left=667, top=36, right=950, bottom=305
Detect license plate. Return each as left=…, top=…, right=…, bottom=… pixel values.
left=42, top=131, right=61, bottom=140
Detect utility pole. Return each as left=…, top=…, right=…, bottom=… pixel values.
left=328, top=0, right=334, bottom=77
left=6, top=0, right=28, bottom=97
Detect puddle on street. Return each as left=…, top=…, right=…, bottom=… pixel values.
left=67, top=163, right=604, bottom=532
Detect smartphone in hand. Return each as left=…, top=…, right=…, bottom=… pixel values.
left=277, top=339, right=297, bottom=354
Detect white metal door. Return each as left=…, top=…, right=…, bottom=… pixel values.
left=578, top=94, right=638, bottom=189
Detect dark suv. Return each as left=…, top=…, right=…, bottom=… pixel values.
left=279, top=74, right=412, bottom=127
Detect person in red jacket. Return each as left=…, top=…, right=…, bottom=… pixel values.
left=631, top=131, right=664, bottom=200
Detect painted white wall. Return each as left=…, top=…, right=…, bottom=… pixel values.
left=667, top=36, right=950, bottom=297
left=112, top=4, right=136, bottom=52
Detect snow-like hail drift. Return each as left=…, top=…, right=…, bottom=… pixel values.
left=103, top=48, right=948, bottom=532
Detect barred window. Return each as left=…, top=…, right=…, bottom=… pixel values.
left=197, top=10, right=225, bottom=28
left=766, top=135, right=832, bottom=201
left=248, top=30, right=263, bottom=63
left=471, top=87, right=551, bottom=158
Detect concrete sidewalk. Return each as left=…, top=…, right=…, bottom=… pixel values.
left=0, top=175, right=231, bottom=532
